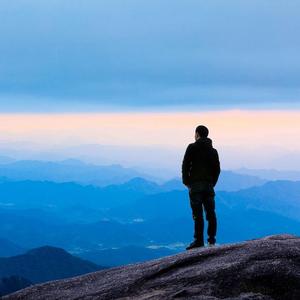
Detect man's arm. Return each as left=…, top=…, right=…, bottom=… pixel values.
left=212, top=149, right=221, bottom=187
left=182, top=144, right=193, bottom=186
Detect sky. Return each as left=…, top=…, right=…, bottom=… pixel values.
left=0, top=1, right=299, bottom=172
left=0, top=0, right=300, bottom=111
left=0, top=111, right=299, bottom=149
left=0, top=110, right=299, bottom=173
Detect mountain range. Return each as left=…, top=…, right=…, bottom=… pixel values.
left=0, top=160, right=299, bottom=290
left=0, top=159, right=266, bottom=191
left=0, top=159, right=151, bottom=186
left=0, top=177, right=299, bottom=256
left=235, top=167, right=300, bottom=181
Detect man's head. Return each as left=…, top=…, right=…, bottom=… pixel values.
left=195, top=125, right=209, bottom=140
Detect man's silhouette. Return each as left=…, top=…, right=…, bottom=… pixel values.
left=182, top=125, right=220, bottom=250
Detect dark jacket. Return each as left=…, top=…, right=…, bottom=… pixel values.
left=182, top=137, right=220, bottom=187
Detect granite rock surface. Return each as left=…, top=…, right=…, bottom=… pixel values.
left=5, top=234, right=300, bottom=300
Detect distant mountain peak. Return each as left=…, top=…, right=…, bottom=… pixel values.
left=120, top=177, right=160, bottom=193
left=126, top=177, right=155, bottom=185
left=26, top=246, right=69, bottom=257
left=0, top=156, right=15, bottom=165
left=59, top=159, right=86, bottom=166
left=0, top=245, right=103, bottom=287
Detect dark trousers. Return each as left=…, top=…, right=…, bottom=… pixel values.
left=188, top=182, right=217, bottom=245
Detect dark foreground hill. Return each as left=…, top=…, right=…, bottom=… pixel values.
left=0, top=246, right=103, bottom=284
left=5, top=235, right=300, bottom=300
left=0, top=276, right=32, bottom=297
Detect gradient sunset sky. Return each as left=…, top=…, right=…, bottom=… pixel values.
left=0, top=1, right=299, bottom=172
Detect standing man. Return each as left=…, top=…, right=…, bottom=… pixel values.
left=182, top=125, right=221, bottom=250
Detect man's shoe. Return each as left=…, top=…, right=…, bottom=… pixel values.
left=186, top=240, right=204, bottom=250
left=207, top=238, right=216, bottom=246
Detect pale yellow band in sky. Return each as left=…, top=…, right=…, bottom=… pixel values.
left=0, top=110, right=299, bottom=151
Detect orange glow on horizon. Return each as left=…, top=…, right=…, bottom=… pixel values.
left=0, top=110, right=299, bottom=151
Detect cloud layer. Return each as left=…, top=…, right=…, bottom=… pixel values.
left=0, top=0, right=300, bottom=111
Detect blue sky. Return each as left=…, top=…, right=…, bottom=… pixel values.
left=0, top=0, right=300, bottom=111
